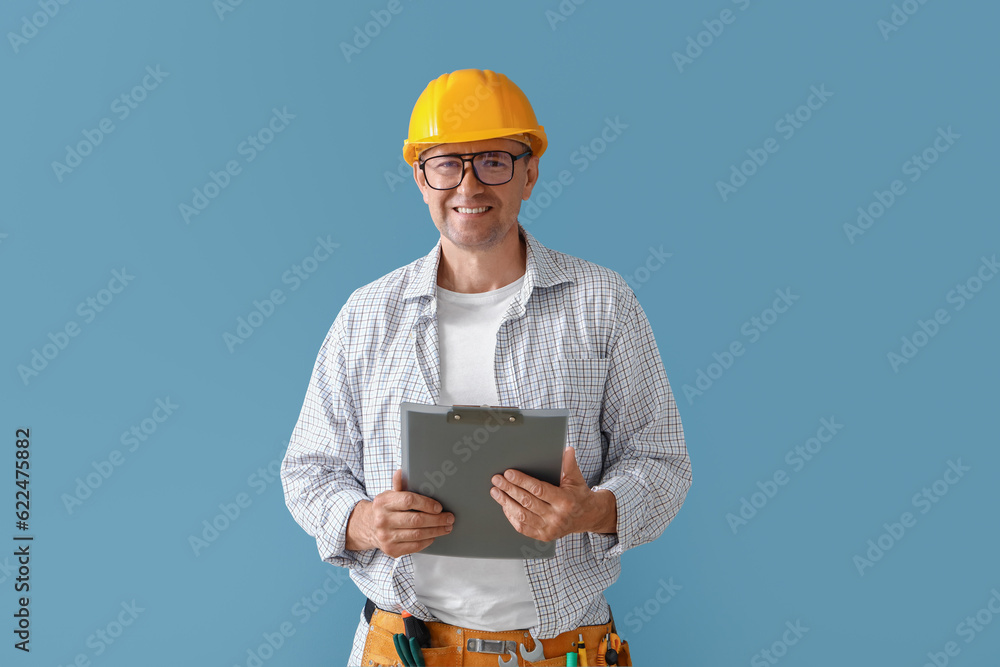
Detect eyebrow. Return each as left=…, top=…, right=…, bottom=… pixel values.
left=424, top=143, right=524, bottom=159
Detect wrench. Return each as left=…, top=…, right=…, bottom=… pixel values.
left=519, top=640, right=546, bottom=663
left=498, top=649, right=518, bottom=666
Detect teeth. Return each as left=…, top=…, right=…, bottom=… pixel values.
left=456, top=207, right=489, bottom=214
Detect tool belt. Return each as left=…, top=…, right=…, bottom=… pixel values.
left=361, top=599, right=633, bottom=667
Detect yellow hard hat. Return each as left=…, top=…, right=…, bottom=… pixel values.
left=403, top=69, right=547, bottom=165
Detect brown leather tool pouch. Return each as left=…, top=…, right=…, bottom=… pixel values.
left=360, top=599, right=633, bottom=667
left=361, top=618, right=462, bottom=666
left=616, top=639, right=633, bottom=666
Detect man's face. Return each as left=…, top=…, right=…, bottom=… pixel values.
left=412, top=137, right=539, bottom=250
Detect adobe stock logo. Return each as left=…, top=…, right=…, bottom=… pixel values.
left=621, top=245, right=672, bottom=293
left=519, top=117, right=628, bottom=226
left=877, top=0, right=934, bottom=40
left=671, top=0, right=760, bottom=73
left=7, top=0, right=73, bottom=55
left=213, top=0, right=248, bottom=21
left=62, top=397, right=179, bottom=515
left=750, top=620, right=809, bottom=667
left=544, top=0, right=589, bottom=31
left=412, top=409, right=509, bottom=498
left=886, top=254, right=997, bottom=373
left=17, top=268, right=135, bottom=386
left=188, top=445, right=287, bottom=556
left=621, top=578, right=682, bottom=634
left=51, top=66, right=169, bottom=182
left=231, top=568, right=350, bottom=667
left=179, top=107, right=295, bottom=224
left=56, top=600, right=145, bottom=666
left=726, top=417, right=844, bottom=534
left=339, top=0, right=407, bottom=63
left=919, top=587, right=1000, bottom=667
left=852, top=459, right=970, bottom=576
left=843, top=126, right=959, bottom=244
left=683, top=288, right=800, bottom=404
left=384, top=76, right=505, bottom=192
left=716, top=85, right=834, bottom=202
left=222, top=235, right=339, bottom=353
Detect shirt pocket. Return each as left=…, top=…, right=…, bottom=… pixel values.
left=558, top=357, right=609, bottom=480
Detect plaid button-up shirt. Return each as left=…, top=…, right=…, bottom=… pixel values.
left=281, top=224, right=691, bottom=665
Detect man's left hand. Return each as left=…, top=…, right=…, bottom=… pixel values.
left=490, top=446, right=616, bottom=541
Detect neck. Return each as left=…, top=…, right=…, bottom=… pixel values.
left=437, top=225, right=526, bottom=293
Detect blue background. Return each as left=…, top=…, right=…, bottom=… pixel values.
left=2, top=1, right=998, bottom=665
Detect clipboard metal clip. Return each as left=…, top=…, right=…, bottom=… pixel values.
left=447, top=405, right=522, bottom=425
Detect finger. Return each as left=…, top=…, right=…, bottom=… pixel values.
left=560, top=447, right=586, bottom=485
left=392, top=468, right=404, bottom=492
left=385, top=523, right=453, bottom=545
left=382, top=489, right=444, bottom=515
left=384, top=537, right=438, bottom=559
left=408, top=537, right=441, bottom=555
left=491, top=474, right=551, bottom=515
left=490, top=486, right=542, bottom=532
left=495, top=469, right=555, bottom=504
left=491, top=488, right=544, bottom=539
left=375, top=516, right=453, bottom=553
left=384, top=512, right=456, bottom=551
left=387, top=509, right=454, bottom=531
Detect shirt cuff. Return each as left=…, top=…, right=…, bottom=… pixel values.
left=589, top=474, right=647, bottom=560
left=320, top=489, right=378, bottom=570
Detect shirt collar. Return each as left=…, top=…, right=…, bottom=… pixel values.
left=402, top=223, right=573, bottom=304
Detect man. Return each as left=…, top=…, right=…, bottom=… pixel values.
left=281, top=69, right=691, bottom=667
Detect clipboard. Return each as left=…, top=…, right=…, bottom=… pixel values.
left=400, top=402, right=569, bottom=559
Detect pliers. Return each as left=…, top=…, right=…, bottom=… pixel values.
left=393, top=611, right=430, bottom=666
left=392, top=632, right=425, bottom=667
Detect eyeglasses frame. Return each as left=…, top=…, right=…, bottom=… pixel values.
left=418, top=149, right=533, bottom=190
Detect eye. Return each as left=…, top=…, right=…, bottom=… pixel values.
left=431, top=158, right=461, bottom=170
left=479, top=153, right=511, bottom=169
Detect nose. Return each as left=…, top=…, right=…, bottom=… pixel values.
left=455, top=160, right=486, bottom=196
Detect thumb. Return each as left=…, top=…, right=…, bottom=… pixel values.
left=392, top=468, right=405, bottom=492
left=560, top=447, right=585, bottom=486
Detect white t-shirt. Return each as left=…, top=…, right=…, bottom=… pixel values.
left=410, top=274, right=540, bottom=630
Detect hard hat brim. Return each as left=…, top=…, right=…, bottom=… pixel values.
left=403, top=127, right=547, bottom=165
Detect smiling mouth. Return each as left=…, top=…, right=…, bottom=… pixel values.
left=454, top=206, right=491, bottom=214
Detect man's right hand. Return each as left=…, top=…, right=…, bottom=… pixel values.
left=346, top=469, right=454, bottom=558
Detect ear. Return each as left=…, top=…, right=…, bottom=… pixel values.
left=520, top=155, right=540, bottom=201
left=412, top=160, right=431, bottom=205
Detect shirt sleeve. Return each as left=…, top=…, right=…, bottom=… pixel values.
left=588, top=287, right=692, bottom=560
left=280, top=305, right=377, bottom=570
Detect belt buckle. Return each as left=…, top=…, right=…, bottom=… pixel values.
left=466, top=638, right=518, bottom=655
left=467, top=638, right=520, bottom=667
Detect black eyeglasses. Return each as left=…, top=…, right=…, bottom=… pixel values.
left=419, top=149, right=531, bottom=190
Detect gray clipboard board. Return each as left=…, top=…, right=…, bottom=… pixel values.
left=400, top=402, right=568, bottom=559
